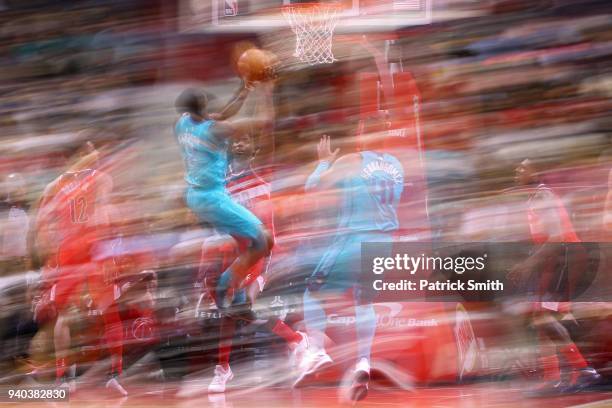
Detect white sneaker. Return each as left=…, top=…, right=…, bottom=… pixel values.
left=289, top=332, right=310, bottom=369
left=208, top=365, right=234, bottom=393
left=56, top=378, right=77, bottom=394
left=349, top=358, right=370, bottom=402
left=67, top=379, right=77, bottom=395
left=293, top=349, right=333, bottom=388
left=354, top=358, right=370, bottom=380
left=106, top=377, right=128, bottom=397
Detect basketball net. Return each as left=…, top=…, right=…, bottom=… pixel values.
left=282, top=3, right=340, bottom=65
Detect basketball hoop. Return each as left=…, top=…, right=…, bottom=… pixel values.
left=282, top=2, right=341, bottom=65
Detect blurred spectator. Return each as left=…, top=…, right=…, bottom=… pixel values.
left=0, top=173, right=30, bottom=274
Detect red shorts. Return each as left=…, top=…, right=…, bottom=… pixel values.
left=51, top=239, right=116, bottom=312
left=124, top=303, right=159, bottom=346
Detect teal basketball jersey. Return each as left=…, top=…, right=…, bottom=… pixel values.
left=338, top=151, right=404, bottom=232
left=175, top=114, right=229, bottom=189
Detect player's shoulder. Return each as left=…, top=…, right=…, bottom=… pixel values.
left=362, top=150, right=403, bottom=168
left=334, top=153, right=361, bottom=168
left=175, top=113, right=203, bottom=133
left=175, top=113, right=189, bottom=129
left=44, top=174, right=64, bottom=196
left=382, top=151, right=404, bottom=169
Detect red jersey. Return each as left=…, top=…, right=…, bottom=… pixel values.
left=226, top=166, right=274, bottom=235
left=527, top=184, right=580, bottom=244
left=39, top=169, right=112, bottom=247
left=527, top=185, right=583, bottom=313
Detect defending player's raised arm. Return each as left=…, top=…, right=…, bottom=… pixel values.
left=305, top=135, right=359, bottom=192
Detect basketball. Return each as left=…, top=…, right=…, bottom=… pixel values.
left=236, top=48, right=274, bottom=82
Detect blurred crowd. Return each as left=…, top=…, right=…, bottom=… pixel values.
left=0, top=0, right=610, bottom=392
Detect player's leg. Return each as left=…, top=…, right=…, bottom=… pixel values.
left=102, top=303, right=128, bottom=396
left=187, top=188, right=273, bottom=308
left=202, top=235, right=239, bottom=370
left=526, top=311, right=564, bottom=396
left=529, top=254, right=600, bottom=395
left=294, top=237, right=353, bottom=387
left=243, top=256, right=306, bottom=351
left=201, top=236, right=240, bottom=393
left=292, top=292, right=334, bottom=388
left=87, top=261, right=127, bottom=396
left=352, top=286, right=376, bottom=398
left=51, top=256, right=82, bottom=387
left=209, top=290, right=257, bottom=393
left=217, top=315, right=236, bottom=371
left=347, top=234, right=382, bottom=401
left=302, top=289, right=328, bottom=352
left=532, top=312, right=600, bottom=393
left=215, top=229, right=272, bottom=305
left=53, top=310, right=71, bottom=381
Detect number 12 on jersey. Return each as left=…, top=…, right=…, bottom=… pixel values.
left=69, top=196, right=88, bottom=224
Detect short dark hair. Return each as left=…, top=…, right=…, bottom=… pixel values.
left=175, top=88, right=207, bottom=115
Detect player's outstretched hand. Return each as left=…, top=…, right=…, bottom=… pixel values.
left=317, top=135, right=339, bottom=164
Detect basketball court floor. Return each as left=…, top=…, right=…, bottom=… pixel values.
left=7, top=382, right=611, bottom=408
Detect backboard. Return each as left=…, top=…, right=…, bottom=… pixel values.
left=180, top=0, right=433, bottom=33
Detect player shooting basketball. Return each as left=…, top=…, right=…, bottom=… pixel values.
left=174, top=60, right=279, bottom=392
left=195, top=131, right=311, bottom=393
left=294, top=118, right=404, bottom=402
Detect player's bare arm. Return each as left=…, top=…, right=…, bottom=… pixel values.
left=227, top=81, right=276, bottom=134
left=29, top=179, right=61, bottom=264
left=209, top=81, right=254, bottom=122
left=305, top=135, right=359, bottom=192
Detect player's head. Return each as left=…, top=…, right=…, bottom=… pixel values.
left=175, top=88, right=207, bottom=117
left=514, top=158, right=538, bottom=186
left=75, top=140, right=100, bottom=169
left=231, top=133, right=258, bottom=160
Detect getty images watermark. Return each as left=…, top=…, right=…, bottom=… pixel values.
left=370, top=252, right=503, bottom=292
left=360, top=242, right=611, bottom=302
